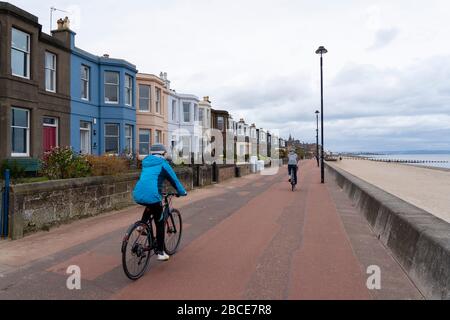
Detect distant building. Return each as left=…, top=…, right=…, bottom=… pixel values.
left=211, top=109, right=231, bottom=162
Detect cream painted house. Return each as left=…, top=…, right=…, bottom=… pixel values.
left=136, top=73, right=169, bottom=159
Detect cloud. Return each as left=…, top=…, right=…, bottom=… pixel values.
left=13, top=0, right=450, bottom=152
left=368, top=27, right=400, bottom=50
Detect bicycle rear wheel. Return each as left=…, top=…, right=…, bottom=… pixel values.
left=164, top=209, right=183, bottom=255
left=122, top=222, right=153, bottom=280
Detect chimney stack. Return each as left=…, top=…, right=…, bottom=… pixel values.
left=52, top=17, right=74, bottom=49
left=103, top=54, right=110, bottom=58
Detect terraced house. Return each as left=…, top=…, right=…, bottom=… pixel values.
left=136, top=72, right=169, bottom=159
left=0, top=2, right=71, bottom=162
left=51, top=18, right=137, bottom=156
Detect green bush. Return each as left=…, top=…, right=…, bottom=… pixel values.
left=41, top=147, right=91, bottom=180
left=0, top=160, right=26, bottom=180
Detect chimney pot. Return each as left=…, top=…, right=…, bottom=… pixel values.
left=103, top=54, right=110, bottom=58
left=63, top=17, right=71, bottom=30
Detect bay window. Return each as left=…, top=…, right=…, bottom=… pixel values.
left=125, top=75, right=132, bottom=106
left=139, top=129, right=151, bottom=156
left=104, top=124, right=119, bottom=154
left=104, top=71, right=119, bottom=104
left=139, top=85, right=151, bottom=111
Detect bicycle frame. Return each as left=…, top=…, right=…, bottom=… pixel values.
left=138, top=193, right=178, bottom=253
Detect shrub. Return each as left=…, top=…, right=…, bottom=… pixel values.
left=0, top=160, right=26, bottom=181
left=41, top=147, right=91, bottom=180
left=86, top=155, right=129, bottom=176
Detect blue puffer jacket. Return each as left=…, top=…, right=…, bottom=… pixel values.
left=133, top=155, right=187, bottom=205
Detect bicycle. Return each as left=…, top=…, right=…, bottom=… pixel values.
left=288, top=165, right=298, bottom=192
left=121, top=192, right=183, bottom=280
left=290, top=170, right=296, bottom=191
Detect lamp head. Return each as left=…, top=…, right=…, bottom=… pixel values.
left=315, top=46, right=328, bottom=55
left=315, top=110, right=320, bottom=114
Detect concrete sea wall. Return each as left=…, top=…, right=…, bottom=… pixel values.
left=326, top=163, right=450, bottom=300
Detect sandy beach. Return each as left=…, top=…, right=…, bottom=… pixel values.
left=329, top=159, right=450, bottom=224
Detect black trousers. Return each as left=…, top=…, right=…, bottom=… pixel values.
left=288, top=165, right=298, bottom=185
left=141, top=202, right=165, bottom=253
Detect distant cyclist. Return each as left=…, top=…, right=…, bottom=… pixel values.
left=132, top=144, right=187, bottom=262
left=288, top=149, right=299, bottom=186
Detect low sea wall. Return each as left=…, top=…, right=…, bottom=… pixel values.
left=326, top=163, right=450, bottom=300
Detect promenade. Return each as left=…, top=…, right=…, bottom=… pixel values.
left=329, top=159, right=450, bottom=223
left=0, top=160, right=422, bottom=300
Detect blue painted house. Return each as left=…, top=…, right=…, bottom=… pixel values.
left=52, top=20, right=137, bottom=156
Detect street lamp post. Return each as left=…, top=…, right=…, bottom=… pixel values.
left=315, top=110, right=320, bottom=167
left=316, top=46, right=327, bottom=184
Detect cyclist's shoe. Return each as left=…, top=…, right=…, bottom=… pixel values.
left=157, top=252, right=170, bottom=261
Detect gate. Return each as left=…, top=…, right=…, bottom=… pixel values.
left=0, top=170, right=10, bottom=238
left=192, top=165, right=200, bottom=188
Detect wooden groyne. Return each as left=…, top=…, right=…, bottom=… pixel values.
left=341, top=156, right=449, bottom=165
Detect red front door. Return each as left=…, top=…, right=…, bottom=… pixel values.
left=43, top=126, right=57, bottom=153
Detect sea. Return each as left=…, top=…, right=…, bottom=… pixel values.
left=358, top=153, right=450, bottom=169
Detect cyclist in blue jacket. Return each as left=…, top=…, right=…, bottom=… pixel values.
left=133, top=144, right=187, bottom=261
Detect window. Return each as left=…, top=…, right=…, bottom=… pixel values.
left=125, top=75, right=132, bottom=106
left=11, top=28, right=30, bottom=78
left=139, top=129, right=151, bottom=155
left=183, top=102, right=190, bottom=122
left=217, top=116, right=224, bottom=131
left=139, top=85, right=151, bottom=111
left=104, top=124, right=119, bottom=154
left=171, top=100, right=177, bottom=121
left=155, top=88, right=161, bottom=113
left=199, top=108, right=204, bottom=125
left=80, top=121, right=91, bottom=155
left=11, top=108, right=30, bottom=157
left=155, top=130, right=162, bottom=144
left=194, top=104, right=198, bottom=122
left=44, top=52, right=57, bottom=92
left=104, top=72, right=119, bottom=103
left=81, top=65, right=90, bottom=100
left=125, top=125, right=133, bottom=153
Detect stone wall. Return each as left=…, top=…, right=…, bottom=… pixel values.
left=7, top=163, right=261, bottom=240
left=9, top=167, right=194, bottom=240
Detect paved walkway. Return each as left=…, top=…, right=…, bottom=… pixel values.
left=330, top=159, right=450, bottom=223
left=0, top=161, right=423, bottom=299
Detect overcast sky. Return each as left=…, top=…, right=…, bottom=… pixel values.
left=14, top=0, right=450, bottom=152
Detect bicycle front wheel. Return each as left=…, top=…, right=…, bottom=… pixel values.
left=122, top=222, right=152, bottom=280
left=164, top=209, right=183, bottom=255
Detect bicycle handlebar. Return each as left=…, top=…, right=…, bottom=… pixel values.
left=162, top=192, right=179, bottom=198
